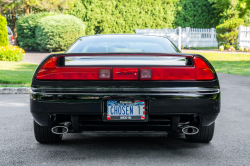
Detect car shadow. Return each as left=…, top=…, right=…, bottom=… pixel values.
left=35, top=133, right=212, bottom=161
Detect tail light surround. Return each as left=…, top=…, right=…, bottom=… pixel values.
left=36, top=56, right=215, bottom=81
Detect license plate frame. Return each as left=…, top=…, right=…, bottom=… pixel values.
left=103, top=99, right=148, bottom=122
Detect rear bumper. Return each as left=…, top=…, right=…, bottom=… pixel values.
left=30, top=87, right=220, bottom=128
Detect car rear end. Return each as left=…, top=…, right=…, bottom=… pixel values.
left=7, top=26, right=14, bottom=45
left=30, top=35, right=220, bottom=143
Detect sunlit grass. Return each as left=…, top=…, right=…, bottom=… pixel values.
left=0, top=61, right=38, bottom=87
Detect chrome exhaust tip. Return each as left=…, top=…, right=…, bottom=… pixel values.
left=51, top=126, right=68, bottom=134
left=182, top=126, right=199, bottom=135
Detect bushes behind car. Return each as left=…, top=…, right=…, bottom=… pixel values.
left=216, top=18, right=244, bottom=50
left=17, top=14, right=85, bottom=52
left=0, top=15, right=8, bottom=46
left=16, top=13, right=56, bottom=50
left=35, top=15, right=85, bottom=52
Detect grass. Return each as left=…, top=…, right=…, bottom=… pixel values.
left=182, top=51, right=250, bottom=76
left=0, top=61, right=38, bottom=87
left=0, top=52, right=249, bottom=87
left=183, top=47, right=218, bottom=50
left=192, top=47, right=218, bottom=50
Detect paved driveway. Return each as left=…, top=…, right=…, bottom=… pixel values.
left=23, top=53, right=50, bottom=64
left=0, top=73, right=250, bottom=165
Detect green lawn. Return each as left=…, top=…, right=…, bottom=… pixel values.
left=183, top=51, right=250, bottom=76
left=185, top=47, right=218, bottom=50
left=0, top=62, right=38, bottom=87
left=0, top=52, right=249, bottom=87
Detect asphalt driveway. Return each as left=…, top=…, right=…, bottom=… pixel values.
left=0, top=73, right=250, bottom=165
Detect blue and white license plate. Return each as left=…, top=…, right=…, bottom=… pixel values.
left=107, top=100, right=145, bottom=120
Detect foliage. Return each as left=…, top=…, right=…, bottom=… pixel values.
left=239, top=46, right=244, bottom=51
left=0, top=61, right=37, bottom=86
left=219, top=45, right=224, bottom=51
left=242, top=10, right=250, bottom=26
left=70, top=0, right=178, bottom=35
left=0, top=45, right=25, bottom=61
left=35, top=14, right=85, bottom=52
left=175, top=0, right=216, bottom=28
left=0, top=15, right=8, bottom=46
left=16, top=12, right=56, bottom=50
left=228, top=46, right=235, bottom=51
left=216, top=18, right=244, bottom=48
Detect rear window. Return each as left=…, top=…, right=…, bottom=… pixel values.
left=7, top=26, right=12, bottom=35
left=66, top=35, right=180, bottom=53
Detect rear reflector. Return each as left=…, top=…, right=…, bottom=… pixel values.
left=194, top=57, right=215, bottom=80
left=36, top=56, right=215, bottom=81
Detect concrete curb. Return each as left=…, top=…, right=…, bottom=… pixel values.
left=0, top=87, right=30, bottom=94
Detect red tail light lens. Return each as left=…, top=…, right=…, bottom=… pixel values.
left=42, top=57, right=58, bottom=68
left=194, top=57, right=215, bottom=80
left=12, top=36, right=14, bottom=43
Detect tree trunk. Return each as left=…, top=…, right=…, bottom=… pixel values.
left=11, top=9, right=17, bottom=45
left=30, top=7, right=33, bottom=14
left=24, top=6, right=29, bottom=15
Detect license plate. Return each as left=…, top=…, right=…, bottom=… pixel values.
left=107, top=100, right=145, bottom=120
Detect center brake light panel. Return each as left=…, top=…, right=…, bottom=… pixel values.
left=113, top=68, right=139, bottom=80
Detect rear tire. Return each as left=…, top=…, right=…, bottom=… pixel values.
left=185, top=122, right=215, bottom=143
left=34, top=120, right=63, bottom=143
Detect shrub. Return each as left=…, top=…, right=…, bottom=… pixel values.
left=228, top=46, right=235, bottom=52
left=0, top=46, right=25, bottom=61
left=246, top=46, right=250, bottom=52
left=216, top=18, right=244, bottom=48
left=35, top=14, right=85, bottom=52
left=239, top=46, right=244, bottom=51
left=16, top=13, right=56, bottom=50
left=0, top=15, right=8, bottom=46
left=219, top=45, right=224, bottom=51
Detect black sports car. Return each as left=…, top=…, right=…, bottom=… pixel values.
left=30, top=35, right=220, bottom=143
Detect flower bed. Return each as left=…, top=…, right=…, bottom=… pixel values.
left=0, top=46, right=25, bottom=61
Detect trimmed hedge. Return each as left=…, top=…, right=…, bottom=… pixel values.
left=16, top=13, right=56, bottom=50
left=69, top=0, right=216, bottom=35
left=35, top=15, right=85, bottom=52
left=0, top=15, right=8, bottom=46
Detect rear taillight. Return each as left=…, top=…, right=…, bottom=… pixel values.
left=12, top=36, right=14, bottom=43
left=36, top=56, right=215, bottom=81
left=194, top=57, right=215, bottom=80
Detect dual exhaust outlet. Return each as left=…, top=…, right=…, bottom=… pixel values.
left=51, top=124, right=199, bottom=135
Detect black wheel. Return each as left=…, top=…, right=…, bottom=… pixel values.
left=185, top=122, right=215, bottom=143
left=34, top=120, right=63, bottom=143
